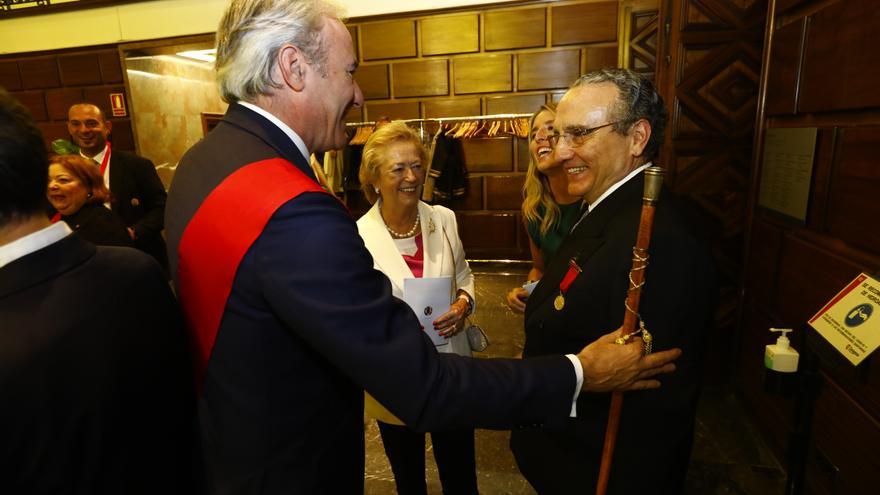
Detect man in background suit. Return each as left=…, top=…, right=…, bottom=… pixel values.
left=165, top=2, right=683, bottom=494
left=510, top=69, right=717, bottom=494
left=0, top=90, right=196, bottom=493
left=67, top=102, right=168, bottom=269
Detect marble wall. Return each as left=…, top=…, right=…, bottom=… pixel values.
left=126, top=55, right=226, bottom=188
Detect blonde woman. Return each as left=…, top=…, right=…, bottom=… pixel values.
left=506, top=103, right=582, bottom=313
left=357, top=121, right=478, bottom=495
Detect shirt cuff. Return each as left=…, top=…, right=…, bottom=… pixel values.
left=565, top=354, right=583, bottom=417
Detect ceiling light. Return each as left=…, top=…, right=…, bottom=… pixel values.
left=176, top=49, right=216, bottom=63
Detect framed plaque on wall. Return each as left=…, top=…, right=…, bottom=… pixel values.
left=758, top=127, right=818, bottom=222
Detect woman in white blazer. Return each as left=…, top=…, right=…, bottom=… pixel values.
left=357, top=122, right=478, bottom=495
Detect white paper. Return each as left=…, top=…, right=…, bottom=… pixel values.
left=403, top=276, right=452, bottom=347
left=522, top=280, right=539, bottom=296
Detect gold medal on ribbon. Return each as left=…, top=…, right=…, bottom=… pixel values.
left=552, top=258, right=581, bottom=312
left=554, top=294, right=565, bottom=311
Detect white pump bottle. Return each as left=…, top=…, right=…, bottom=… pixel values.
left=764, top=328, right=799, bottom=373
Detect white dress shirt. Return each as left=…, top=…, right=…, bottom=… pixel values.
left=570, top=162, right=652, bottom=232
left=0, top=222, right=72, bottom=269
left=238, top=101, right=310, bottom=160
left=82, top=143, right=110, bottom=190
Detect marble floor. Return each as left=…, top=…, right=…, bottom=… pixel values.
left=364, top=263, right=786, bottom=494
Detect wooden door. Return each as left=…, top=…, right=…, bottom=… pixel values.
left=655, top=0, right=767, bottom=381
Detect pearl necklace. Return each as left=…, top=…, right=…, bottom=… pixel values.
left=383, top=208, right=420, bottom=238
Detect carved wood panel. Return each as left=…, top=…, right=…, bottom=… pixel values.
left=585, top=46, right=619, bottom=71
left=58, top=53, right=102, bottom=86
left=421, top=14, right=480, bottom=56
left=517, top=50, right=580, bottom=91
left=423, top=97, right=481, bottom=118
left=0, top=61, right=22, bottom=90
left=485, top=93, right=546, bottom=115
left=551, top=2, right=618, bottom=45
left=364, top=101, right=420, bottom=121
left=361, top=20, right=417, bottom=60
left=355, top=64, right=389, bottom=100
left=806, top=374, right=880, bottom=495
left=45, top=87, right=84, bottom=120
left=392, top=59, right=449, bottom=98
left=627, top=9, right=659, bottom=82
left=485, top=175, right=526, bottom=210
left=453, top=54, right=513, bottom=94
left=799, top=0, right=880, bottom=113
left=484, top=7, right=546, bottom=51
left=461, top=137, right=514, bottom=172
left=657, top=0, right=767, bottom=382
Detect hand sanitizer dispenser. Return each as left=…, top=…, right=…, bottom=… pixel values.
left=763, top=328, right=799, bottom=396
left=765, top=328, right=799, bottom=372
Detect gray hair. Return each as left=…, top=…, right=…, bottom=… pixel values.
left=215, top=0, right=344, bottom=103
left=571, top=68, right=667, bottom=162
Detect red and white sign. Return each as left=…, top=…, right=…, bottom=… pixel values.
left=809, top=273, right=880, bottom=365
left=110, top=93, right=127, bottom=117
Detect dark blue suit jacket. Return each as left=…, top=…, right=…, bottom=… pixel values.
left=166, top=104, right=577, bottom=494
left=0, top=234, right=195, bottom=494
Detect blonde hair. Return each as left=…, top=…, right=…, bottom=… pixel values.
left=522, top=103, right=560, bottom=236
left=359, top=121, right=427, bottom=204
left=215, top=0, right=344, bottom=103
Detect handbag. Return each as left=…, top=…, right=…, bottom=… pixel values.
left=465, top=321, right=489, bottom=352
left=440, top=208, right=490, bottom=353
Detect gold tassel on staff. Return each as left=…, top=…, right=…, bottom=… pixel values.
left=595, top=166, right=665, bottom=495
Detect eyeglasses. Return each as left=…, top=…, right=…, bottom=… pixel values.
left=548, top=121, right=620, bottom=148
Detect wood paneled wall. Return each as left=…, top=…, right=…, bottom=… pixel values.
left=742, top=0, right=880, bottom=492
left=0, top=0, right=655, bottom=261
left=0, top=47, right=136, bottom=153
left=346, top=0, right=630, bottom=259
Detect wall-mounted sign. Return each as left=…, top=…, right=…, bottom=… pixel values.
left=110, top=93, right=126, bottom=117
left=809, top=272, right=880, bottom=366
left=758, top=127, right=818, bottom=222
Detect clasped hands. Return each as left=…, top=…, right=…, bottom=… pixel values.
left=576, top=327, right=681, bottom=392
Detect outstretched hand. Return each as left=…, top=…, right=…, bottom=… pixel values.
left=576, top=328, right=680, bottom=392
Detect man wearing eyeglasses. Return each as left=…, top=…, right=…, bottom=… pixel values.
left=510, top=68, right=716, bottom=494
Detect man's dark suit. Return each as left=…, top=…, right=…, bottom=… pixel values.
left=165, top=103, right=577, bottom=494
left=0, top=234, right=195, bottom=494
left=109, top=149, right=168, bottom=269
left=510, top=171, right=716, bottom=494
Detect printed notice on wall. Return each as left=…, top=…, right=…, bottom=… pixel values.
left=808, top=273, right=880, bottom=366
left=758, top=127, right=818, bottom=221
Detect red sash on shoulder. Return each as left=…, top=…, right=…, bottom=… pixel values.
left=177, top=158, right=327, bottom=392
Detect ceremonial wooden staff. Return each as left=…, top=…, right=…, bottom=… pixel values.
left=595, top=165, right=665, bottom=495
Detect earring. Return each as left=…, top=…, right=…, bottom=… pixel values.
left=87, top=192, right=93, bottom=199
left=374, top=186, right=379, bottom=194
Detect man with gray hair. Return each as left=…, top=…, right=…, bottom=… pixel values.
left=510, top=68, right=716, bottom=494
left=166, top=3, right=682, bottom=493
